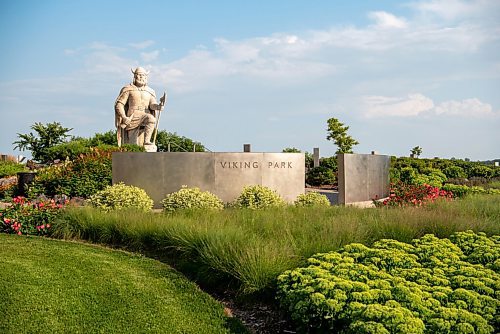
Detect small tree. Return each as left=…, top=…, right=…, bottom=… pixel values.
left=411, top=146, right=423, bottom=158
left=326, top=118, right=359, bottom=154
left=13, top=122, right=73, bottom=163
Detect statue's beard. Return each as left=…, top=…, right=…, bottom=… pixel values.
left=135, top=78, right=147, bottom=87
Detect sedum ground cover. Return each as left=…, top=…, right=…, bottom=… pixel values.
left=277, top=231, right=499, bottom=333
left=0, top=235, right=246, bottom=334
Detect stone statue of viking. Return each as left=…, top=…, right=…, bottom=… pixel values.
left=115, top=67, right=165, bottom=150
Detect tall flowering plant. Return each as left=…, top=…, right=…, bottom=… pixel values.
left=377, top=182, right=453, bottom=207
left=0, top=196, right=67, bottom=236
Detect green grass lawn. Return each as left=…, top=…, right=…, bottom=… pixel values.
left=0, top=235, right=246, bottom=334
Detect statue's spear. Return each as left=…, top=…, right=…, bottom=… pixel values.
left=153, top=91, right=167, bottom=145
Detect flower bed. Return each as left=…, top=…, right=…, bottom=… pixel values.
left=377, top=182, right=453, bottom=207
left=0, top=196, right=67, bottom=236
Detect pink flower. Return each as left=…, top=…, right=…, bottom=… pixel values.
left=40, top=224, right=45, bottom=229
left=4, top=218, right=11, bottom=223
left=38, top=202, right=45, bottom=208
left=46, top=224, right=51, bottom=228
left=17, top=231, right=22, bottom=235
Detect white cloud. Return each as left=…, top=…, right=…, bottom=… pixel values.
left=363, top=94, right=497, bottom=118
left=411, top=0, right=474, bottom=20
left=363, top=94, right=434, bottom=117
left=409, top=0, right=500, bottom=21
left=129, top=40, right=155, bottom=49
left=140, top=50, right=160, bottom=62
left=435, top=98, right=494, bottom=117
left=369, top=11, right=408, bottom=29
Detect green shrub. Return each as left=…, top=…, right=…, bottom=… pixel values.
left=27, top=148, right=114, bottom=198
left=277, top=232, right=499, bottom=333
left=294, top=192, right=330, bottom=207
left=306, top=166, right=335, bottom=186
left=469, top=165, right=494, bottom=178
left=45, top=140, right=91, bottom=162
left=88, top=183, right=153, bottom=212
left=319, top=156, right=337, bottom=170
left=443, top=165, right=466, bottom=179
left=161, top=186, right=224, bottom=212
left=399, top=166, right=417, bottom=184
left=442, top=184, right=500, bottom=198
left=0, top=161, right=27, bottom=178
left=233, top=185, right=285, bottom=209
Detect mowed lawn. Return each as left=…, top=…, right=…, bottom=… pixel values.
left=0, top=234, right=246, bottom=334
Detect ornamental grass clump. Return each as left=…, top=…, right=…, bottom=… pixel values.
left=88, top=183, right=153, bottom=212
left=294, top=192, right=330, bottom=207
left=233, top=185, right=286, bottom=209
left=161, top=186, right=224, bottom=212
left=277, top=231, right=500, bottom=333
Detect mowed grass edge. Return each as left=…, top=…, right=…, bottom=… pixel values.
left=0, top=234, right=247, bottom=334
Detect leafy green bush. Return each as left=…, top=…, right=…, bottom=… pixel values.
left=319, top=156, right=337, bottom=170
left=88, top=183, right=153, bottom=212
left=233, top=185, right=285, bottom=209
left=306, top=166, right=336, bottom=186
left=277, top=232, right=499, bottom=333
left=443, top=165, right=466, bottom=179
left=442, top=184, right=500, bottom=198
left=27, top=148, right=114, bottom=198
left=399, top=166, right=417, bottom=184
left=161, top=186, right=224, bottom=212
left=294, top=192, right=330, bottom=207
left=0, top=161, right=27, bottom=178
left=44, top=140, right=91, bottom=162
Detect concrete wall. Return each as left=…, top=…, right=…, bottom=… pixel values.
left=112, top=152, right=305, bottom=208
left=338, top=153, right=390, bottom=204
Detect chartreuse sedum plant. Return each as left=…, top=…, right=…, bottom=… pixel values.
left=294, top=191, right=330, bottom=207
left=277, top=231, right=500, bottom=333
left=88, top=182, right=153, bottom=212
left=161, top=186, right=224, bottom=212
left=233, top=185, right=286, bottom=209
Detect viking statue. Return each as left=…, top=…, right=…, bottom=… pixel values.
left=115, top=67, right=166, bottom=152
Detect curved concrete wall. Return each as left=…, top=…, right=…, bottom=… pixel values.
left=112, top=152, right=305, bottom=208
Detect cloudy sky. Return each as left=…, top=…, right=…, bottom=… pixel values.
left=0, top=0, right=499, bottom=160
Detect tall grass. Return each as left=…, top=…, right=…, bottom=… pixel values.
left=53, top=195, right=500, bottom=295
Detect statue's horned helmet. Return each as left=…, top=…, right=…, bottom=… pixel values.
left=131, top=67, right=150, bottom=76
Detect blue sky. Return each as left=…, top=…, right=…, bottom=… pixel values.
left=1, top=0, right=499, bottom=160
